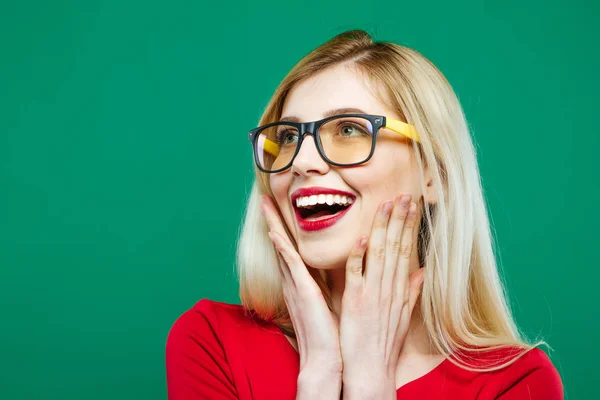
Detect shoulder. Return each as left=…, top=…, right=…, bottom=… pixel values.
left=167, top=298, right=268, bottom=345
left=166, top=299, right=299, bottom=399
left=170, top=298, right=248, bottom=328
left=501, top=347, right=563, bottom=396
left=496, top=347, right=561, bottom=380
left=478, top=347, right=564, bottom=399
left=165, top=299, right=247, bottom=399
left=167, top=299, right=288, bottom=357
left=506, top=346, right=558, bottom=372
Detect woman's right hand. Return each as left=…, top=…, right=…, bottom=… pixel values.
left=261, top=194, right=343, bottom=377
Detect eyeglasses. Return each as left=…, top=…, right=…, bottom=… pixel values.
left=248, top=113, right=420, bottom=173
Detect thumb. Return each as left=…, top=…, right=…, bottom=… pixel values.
left=407, top=268, right=425, bottom=312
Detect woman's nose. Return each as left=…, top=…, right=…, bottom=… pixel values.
left=291, top=135, right=330, bottom=176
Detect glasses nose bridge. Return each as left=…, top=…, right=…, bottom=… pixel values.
left=296, top=120, right=322, bottom=157
left=299, top=121, right=318, bottom=138
left=292, top=120, right=327, bottom=169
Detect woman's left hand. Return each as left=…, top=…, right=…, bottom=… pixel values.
left=339, top=194, right=425, bottom=399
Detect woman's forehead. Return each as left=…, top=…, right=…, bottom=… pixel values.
left=280, top=64, right=394, bottom=122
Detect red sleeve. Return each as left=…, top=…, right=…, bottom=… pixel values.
left=496, top=349, right=564, bottom=400
left=166, top=300, right=238, bottom=400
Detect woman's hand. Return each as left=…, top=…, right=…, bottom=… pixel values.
left=339, top=195, right=425, bottom=399
left=261, top=195, right=343, bottom=377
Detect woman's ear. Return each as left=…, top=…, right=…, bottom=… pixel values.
left=423, top=164, right=438, bottom=205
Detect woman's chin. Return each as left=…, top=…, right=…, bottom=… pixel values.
left=298, top=238, right=352, bottom=270
left=298, top=247, right=350, bottom=270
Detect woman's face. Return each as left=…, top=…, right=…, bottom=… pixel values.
left=269, top=63, right=431, bottom=270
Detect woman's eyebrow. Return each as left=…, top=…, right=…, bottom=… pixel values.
left=279, top=107, right=368, bottom=123
left=278, top=115, right=300, bottom=123
left=324, top=107, right=367, bottom=118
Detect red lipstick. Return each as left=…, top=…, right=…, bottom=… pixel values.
left=291, top=187, right=355, bottom=232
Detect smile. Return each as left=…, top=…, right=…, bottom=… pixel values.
left=291, top=187, right=356, bottom=232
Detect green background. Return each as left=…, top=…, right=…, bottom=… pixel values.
left=1, top=0, right=597, bottom=399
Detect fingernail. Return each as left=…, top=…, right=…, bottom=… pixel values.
left=383, top=200, right=393, bottom=215
left=400, top=194, right=411, bottom=207
left=360, top=237, right=368, bottom=248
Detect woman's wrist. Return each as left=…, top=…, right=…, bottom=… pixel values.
left=341, top=369, right=396, bottom=400
left=296, top=368, right=342, bottom=400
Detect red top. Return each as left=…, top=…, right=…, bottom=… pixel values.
left=166, top=299, right=563, bottom=399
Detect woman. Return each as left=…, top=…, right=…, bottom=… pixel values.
left=166, top=30, right=563, bottom=399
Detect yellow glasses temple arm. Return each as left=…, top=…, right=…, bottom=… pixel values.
left=385, top=118, right=420, bottom=142
left=263, top=138, right=280, bottom=157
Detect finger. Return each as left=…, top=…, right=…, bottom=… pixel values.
left=268, top=231, right=298, bottom=283
left=364, top=200, right=393, bottom=292
left=261, top=196, right=296, bottom=282
left=381, top=194, right=412, bottom=289
left=345, top=236, right=368, bottom=294
left=268, top=230, right=316, bottom=291
left=407, top=267, right=425, bottom=312
left=272, top=243, right=292, bottom=285
left=395, top=202, right=418, bottom=303
left=389, top=267, right=424, bottom=358
left=261, top=195, right=294, bottom=246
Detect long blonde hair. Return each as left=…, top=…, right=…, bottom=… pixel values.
left=237, top=30, right=541, bottom=371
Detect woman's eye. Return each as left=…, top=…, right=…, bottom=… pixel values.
left=341, top=126, right=354, bottom=136
left=278, top=131, right=299, bottom=145
left=284, top=134, right=297, bottom=144
left=339, top=123, right=366, bottom=137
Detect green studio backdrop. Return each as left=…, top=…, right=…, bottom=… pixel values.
left=1, top=1, right=597, bottom=399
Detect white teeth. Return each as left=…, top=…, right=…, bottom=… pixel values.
left=294, top=194, right=355, bottom=208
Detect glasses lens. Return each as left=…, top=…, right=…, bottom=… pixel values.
left=319, top=116, right=374, bottom=165
left=255, top=123, right=299, bottom=172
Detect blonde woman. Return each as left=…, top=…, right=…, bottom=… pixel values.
left=166, top=30, right=563, bottom=399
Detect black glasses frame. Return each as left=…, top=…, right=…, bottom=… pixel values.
left=248, top=113, right=388, bottom=174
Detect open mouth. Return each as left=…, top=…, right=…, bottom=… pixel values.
left=295, top=195, right=354, bottom=220
left=290, top=187, right=356, bottom=231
